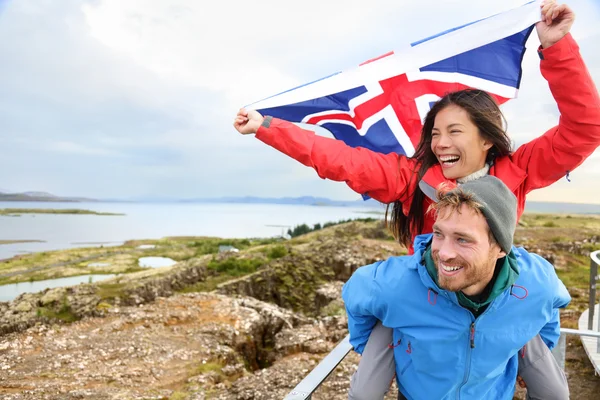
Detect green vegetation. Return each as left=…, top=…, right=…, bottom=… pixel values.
left=521, top=212, right=600, bottom=230
left=287, top=217, right=377, bottom=238
left=36, top=296, right=79, bottom=323
left=96, top=283, right=127, bottom=300
left=184, top=237, right=282, bottom=256
left=0, top=208, right=124, bottom=216
left=169, top=392, right=188, bottom=400
left=0, top=236, right=283, bottom=286
left=265, top=244, right=288, bottom=259
left=207, top=257, right=264, bottom=277
left=194, top=361, right=225, bottom=375
left=558, top=254, right=591, bottom=288
left=177, top=275, right=233, bottom=293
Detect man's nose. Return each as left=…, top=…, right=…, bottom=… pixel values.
left=437, top=240, right=457, bottom=261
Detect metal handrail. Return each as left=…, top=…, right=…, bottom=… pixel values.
left=283, top=335, right=353, bottom=400
left=286, top=328, right=600, bottom=400
left=588, top=250, right=600, bottom=353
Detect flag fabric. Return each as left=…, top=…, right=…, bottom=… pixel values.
left=248, top=1, right=542, bottom=158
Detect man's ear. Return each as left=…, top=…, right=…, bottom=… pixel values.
left=497, top=249, right=507, bottom=259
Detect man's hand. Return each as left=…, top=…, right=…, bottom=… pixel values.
left=233, top=108, right=265, bottom=135
left=536, top=1, right=575, bottom=49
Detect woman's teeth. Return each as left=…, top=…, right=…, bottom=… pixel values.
left=440, top=155, right=460, bottom=165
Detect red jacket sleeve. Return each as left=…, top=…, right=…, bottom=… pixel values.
left=511, top=33, right=600, bottom=193
left=255, top=118, right=418, bottom=204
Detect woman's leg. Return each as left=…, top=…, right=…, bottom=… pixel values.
left=518, top=334, right=569, bottom=400
left=348, top=321, right=396, bottom=400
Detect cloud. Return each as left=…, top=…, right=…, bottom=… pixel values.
left=0, top=0, right=599, bottom=204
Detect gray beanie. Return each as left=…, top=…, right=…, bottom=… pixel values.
left=444, top=176, right=517, bottom=253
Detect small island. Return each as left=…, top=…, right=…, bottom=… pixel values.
left=0, top=240, right=45, bottom=245
left=0, top=208, right=124, bottom=216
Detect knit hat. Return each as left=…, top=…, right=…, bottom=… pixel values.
left=443, top=176, right=517, bottom=253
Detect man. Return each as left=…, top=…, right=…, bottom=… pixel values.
left=342, top=176, right=571, bottom=400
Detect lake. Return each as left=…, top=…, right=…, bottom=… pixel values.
left=0, top=274, right=117, bottom=302
left=0, top=201, right=385, bottom=260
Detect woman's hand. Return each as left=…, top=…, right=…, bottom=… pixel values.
left=233, top=108, right=265, bottom=135
left=536, top=1, right=575, bottom=49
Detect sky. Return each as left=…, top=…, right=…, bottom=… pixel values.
left=1, top=0, right=600, bottom=204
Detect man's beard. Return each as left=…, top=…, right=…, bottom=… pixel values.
left=433, top=251, right=494, bottom=293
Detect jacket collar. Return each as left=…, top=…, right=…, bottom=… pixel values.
left=411, top=233, right=519, bottom=313
left=420, top=157, right=527, bottom=201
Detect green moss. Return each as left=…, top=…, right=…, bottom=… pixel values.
left=557, top=255, right=592, bottom=288
left=321, top=301, right=346, bottom=317
left=96, top=302, right=112, bottom=310
left=186, top=238, right=282, bottom=258
left=37, top=296, right=79, bottom=323
left=96, top=283, right=127, bottom=300
left=169, top=392, right=189, bottom=400
left=206, top=257, right=263, bottom=277
left=266, top=245, right=288, bottom=259
left=195, top=362, right=225, bottom=375
left=177, top=275, right=233, bottom=293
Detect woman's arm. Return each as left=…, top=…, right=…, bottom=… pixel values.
left=511, top=3, right=600, bottom=192
left=246, top=114, right=418, bottom=204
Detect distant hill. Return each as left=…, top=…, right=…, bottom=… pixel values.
left=0, top=191, right=96, bottom=202
left=525, top=201, right=600, bottom=215
left=178, top=196, right=383, bottom=208
left=1, top=191, right=597, bottom=213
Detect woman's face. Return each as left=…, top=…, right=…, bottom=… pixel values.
left=430, top=105, right=493, bottom=180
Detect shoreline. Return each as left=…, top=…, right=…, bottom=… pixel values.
left=0, top=208, right=124, bottom=216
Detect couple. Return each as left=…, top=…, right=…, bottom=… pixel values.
left=234, top=1, right=599, bottom=398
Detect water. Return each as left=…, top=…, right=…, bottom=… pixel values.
left=0, top=274, right=116, bottom=302
left=0, top=201, right=383, bottom=260
left=138, top=257, right=177, bottom=268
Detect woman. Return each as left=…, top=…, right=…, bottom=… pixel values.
left=234, top=1, right=598, bottom=399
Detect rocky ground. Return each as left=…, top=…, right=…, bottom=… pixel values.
left=1, top=216, right=599, bottom=399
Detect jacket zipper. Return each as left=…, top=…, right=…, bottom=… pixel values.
left=456, top=319, right=475, bottom=400
left=455, top=301, right=496, bottom=399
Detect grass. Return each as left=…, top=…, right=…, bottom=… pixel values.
left=37, top=307, right=79, bottom=323
left=0, top=208, right=124, bottom=216
left=169, top=392, right=189, bottom=400
left=206, top=257, right=264, bottom=277
left=194, top=361, right=225, bottom=375
left=36, top=296, right=79, bottom=323
left=557, top=254, right=593, bottom=288
left=521, top=212, right=600, bottom=230
left=177, top=275, right=233, bottom=293
left=261, top=244, right=288, bottom=259
left=96, top=282, right=127, bottom=300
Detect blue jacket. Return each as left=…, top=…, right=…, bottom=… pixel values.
left=342, top=234, right=571, bottom=400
